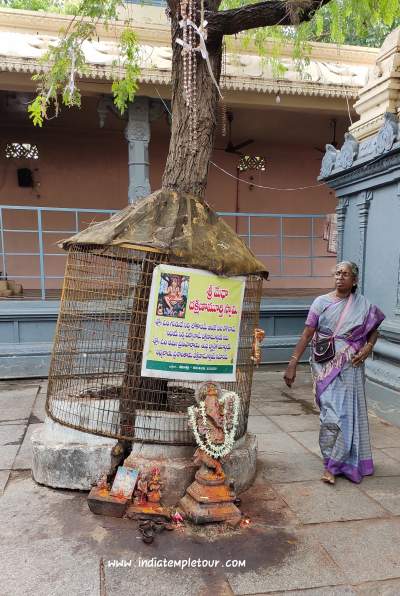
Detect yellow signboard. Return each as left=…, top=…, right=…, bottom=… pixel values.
left=141, top=264, right=245, bottom=381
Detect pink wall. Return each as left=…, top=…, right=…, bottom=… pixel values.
left=0, top=94, right=338, bottom=293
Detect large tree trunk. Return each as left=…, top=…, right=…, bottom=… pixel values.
left=120, top=0, right=331, bottom=439
left=161, top=0, right=333, bottom=197
left=162, top=13, right=223, bottom=198
left=121, top=14, right=222, bottom=438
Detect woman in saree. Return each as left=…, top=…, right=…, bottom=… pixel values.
left=283, top=261, right=385, bottom=485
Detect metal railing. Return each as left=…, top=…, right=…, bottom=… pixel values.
left=0, top=205, right=115, bottom=300
left=219, top=211, right=336, bottom=279
left=0, top=205, right=336, bottom=300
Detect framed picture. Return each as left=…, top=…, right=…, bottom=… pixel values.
left=110, top=466, right=139, bottom=499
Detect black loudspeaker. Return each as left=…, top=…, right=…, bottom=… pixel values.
left=17, top=168, right=34, bottom=188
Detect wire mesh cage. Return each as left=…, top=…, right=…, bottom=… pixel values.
left=46, top=244, right=263, bottom=446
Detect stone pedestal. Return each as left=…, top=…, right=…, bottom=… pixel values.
left=87, top=486, right=128, bottom=517
left=31, top=417, right=123, bottom=490
left=126, top=502, right=170, bottom=521
left=123, top=443, right=196, bottom=506
left=123, top=433, right=257, bottom=506
left=179, top=466, right=241, bottom=525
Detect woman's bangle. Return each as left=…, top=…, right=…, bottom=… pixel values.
left=290, top=355, right=298, bottom=362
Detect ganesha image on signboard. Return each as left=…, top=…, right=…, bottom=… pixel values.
left=156, top=274, right=190, bottom=319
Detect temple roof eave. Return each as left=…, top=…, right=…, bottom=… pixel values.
left=0, top=55, right=362, bottom=100
left=0, top=7, right=376, bottom=101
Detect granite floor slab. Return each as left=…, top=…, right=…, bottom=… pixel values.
left=0, top=470, right=10, bottom=494
left=355, top=578, right=400, bottom=595
left=257, top=403, right=307, bottom=417
left=381, top=447, right=400, bottom=462
left=247, top=416, right=282, bottom=434
left=370, top=424, right=400, bottom=449
left=256, top=432, right=310, bottom=455
left=31, top=387, right=46, bottom=422
left=0, top=444, right=21, bottom=470
left=289, top=431, right=321, bottom=456
left=13, top=422, right=43, bottom=470
left=226, top=534, right=343, bottom=595
left=258, top=452, right=324, bottom=484
left=2, top=370, right=400, bottom=595
left=359, top=476, right=400, bottom=515
left=263, top=587, right=356, bottom=596
left=0, top=537, right=99, bottom=596
left=251, top=391, right=292, bottom=403
left=105, top=562, right=214, bottom=596
left=0, top=423, right=25, bottom=445
left=370, top=450, right=400, bottom=477
left=0, top=386, right=39, bottom=422
left=304, top=519, right=400, bottom=584
left=251, top=390, right=291, bottom=403
left=269, top=414, right=320, bottom=433
left=275, top=480, right=388, bottom=524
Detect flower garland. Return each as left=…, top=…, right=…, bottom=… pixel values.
left=188, top=390, right=240, bottom=459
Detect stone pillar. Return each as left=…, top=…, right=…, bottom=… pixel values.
left=356, top=191, right=373, bottom=293
left=124, top=97, right=151, bottom=204
left=335, top=198, right=349, bottom=262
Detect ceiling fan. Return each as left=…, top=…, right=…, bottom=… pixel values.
left=315, top=118, right=338, bottom=154
left=216, top=110, right=254, bottom=156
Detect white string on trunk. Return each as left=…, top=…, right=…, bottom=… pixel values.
left=177, top=0, right=224, bottom=153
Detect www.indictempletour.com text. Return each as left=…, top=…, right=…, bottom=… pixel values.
left=107, top=558, right=246, bottom=569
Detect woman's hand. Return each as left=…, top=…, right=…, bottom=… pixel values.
left=283, top=326, right=314, bottom=388
left=283, top=361, right=297, bottom=387
left=351, top=343, right=373, bottom=367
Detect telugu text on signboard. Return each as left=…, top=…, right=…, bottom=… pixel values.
left=141, top=264, right=245, bottom=381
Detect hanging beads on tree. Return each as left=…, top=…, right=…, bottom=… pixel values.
left=190, top=0, right=198, bottom=149
left=178, top=0, right=198, bottom=152
left=220, top=42, right=228, bottom=138
left=177, top=0, right=223, bottom=152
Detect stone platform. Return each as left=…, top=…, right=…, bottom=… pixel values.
left=123, top=432, right=257, bottom=505
left=31, top=417, right=122, bottom=490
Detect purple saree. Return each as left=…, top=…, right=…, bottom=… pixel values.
left=306, top=292, right=385, bottom=483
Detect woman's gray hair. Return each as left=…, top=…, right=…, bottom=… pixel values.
left=336, top=261, right=359, bottom=292
left=336, top=261, right=359, bottom=277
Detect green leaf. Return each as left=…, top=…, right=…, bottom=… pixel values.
left=22, top=0, right=400, bottom=126
left=27, top=95, right=45, bottom=127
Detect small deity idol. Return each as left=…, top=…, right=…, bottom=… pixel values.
left=135, top=473, right=149, bottom=504
left=147, top=467, right=162, bottom=504
left=197, top=382, right=224, bottom=444
left=251, top=328, right=265, bottom=367
left=96, top=473, right=109, bottom=491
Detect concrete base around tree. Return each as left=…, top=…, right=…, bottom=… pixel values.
left=123, top=433, right=258, bottom=506
left=30, top=414, right=257, bottom=499
left=31, top=417, right=122, bottom=490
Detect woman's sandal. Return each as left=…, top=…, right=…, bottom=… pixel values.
left=321, top=471, right=335, bottom=485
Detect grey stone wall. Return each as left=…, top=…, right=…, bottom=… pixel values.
left=320, top=113, right=400, bottom=421
left=0, top=298, right=311, bottom=378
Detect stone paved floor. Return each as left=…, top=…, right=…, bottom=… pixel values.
left=2, top=369, right=400, bottom=595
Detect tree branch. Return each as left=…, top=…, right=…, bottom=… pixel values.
left=207, top=0, right=333, bottom=38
